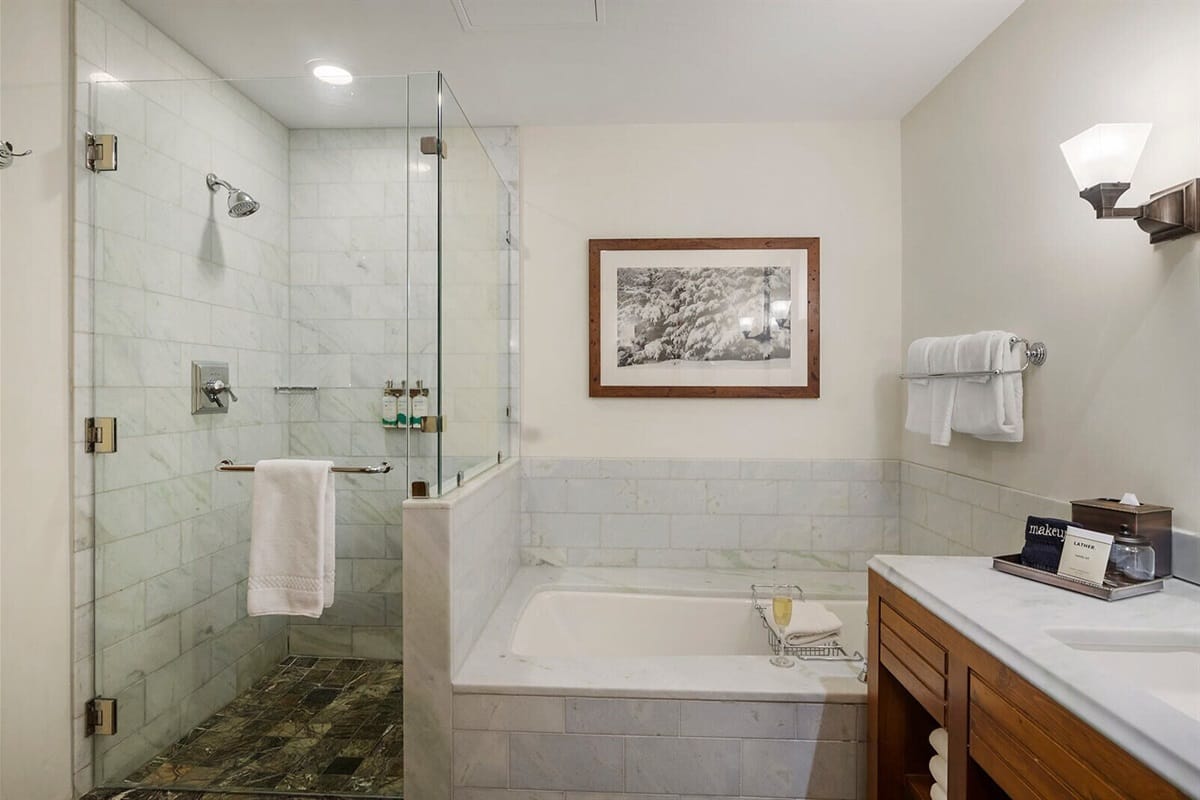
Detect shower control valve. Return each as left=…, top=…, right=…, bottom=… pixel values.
left=202, top=379, right=238, bottom=408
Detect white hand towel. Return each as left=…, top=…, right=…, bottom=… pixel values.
left=925, top=337, right=958, bottom=446
left=929, top=727, right=948, bottom=758
left=975, top=335, right=1024, bottom=443
left=931, top=783, right=947, bottom=800
left=929, top=754, right=948, bottom=787
left=952, top=331, right=1022, bottom=440
left=247, top=459, right=336, bottom=618
left=759, top=601, right=843, bottom=645
left=903, top=338, right=933, bottom=436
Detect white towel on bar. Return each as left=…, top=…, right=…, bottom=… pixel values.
left=247, top=459, right=336, bottom=618
left=903, top=338, right=933, bottom=436
left=912, top=335, right=960, bottom=448
left=952, top=331, right=1023, bottom=442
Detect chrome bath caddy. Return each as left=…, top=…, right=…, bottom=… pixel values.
left=751, top=585, right=866, bottom=680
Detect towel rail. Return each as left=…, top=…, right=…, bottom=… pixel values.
left=899, top=336, right=1046, bottom=381
left=216, top=459, right=392, bottom=474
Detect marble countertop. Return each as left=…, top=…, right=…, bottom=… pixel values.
left=453, top=566, right=870, bottom=702
left=869, top=555, right=1200, bottom=798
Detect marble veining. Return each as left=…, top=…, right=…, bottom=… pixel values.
left=870, top=555, right=1200, bottom=797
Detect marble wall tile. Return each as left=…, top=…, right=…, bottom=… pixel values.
left=454, top=731, right=510, bottom=788
left=740, top=739, right=858, bottom=799
left=455, top=695, right=566, bottom=733
left=678, top=701, right=796, bottom=740
left=625, top=737, right=740, bottom=795
left=565, top=699, right=679, bottom=737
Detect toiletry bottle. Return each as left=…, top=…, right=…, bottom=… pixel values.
left=411, top=379, right=428, bottom=429
left=381, top=380, right=398, bottom=427
left=395, top=379, right=408, bottom=428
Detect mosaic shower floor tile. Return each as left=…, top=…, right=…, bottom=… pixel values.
left=113, top=657, right=403, bottom=798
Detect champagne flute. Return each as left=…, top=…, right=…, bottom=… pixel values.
left=769, top=591, right=795, bottom=667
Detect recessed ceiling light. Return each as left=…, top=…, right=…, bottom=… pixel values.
left=311, top=63, right=353, bottom=86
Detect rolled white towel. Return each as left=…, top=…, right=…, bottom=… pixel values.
left=931, top=782, right=947, bottom=800
left=929, top=754, right=948, bottom=787
left=929, top=727, right=948, bottom=758
left=758, top=600, right=843, bottom=645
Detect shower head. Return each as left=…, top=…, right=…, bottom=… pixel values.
left=206, top=173, right=260, bottom=218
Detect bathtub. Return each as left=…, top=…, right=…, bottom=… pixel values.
left=452, top=568, right=869, bottom=799
left=511, top=589, right=867, bottom=659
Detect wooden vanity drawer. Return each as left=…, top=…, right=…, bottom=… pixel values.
left=879, top=601, right=947, bottom=724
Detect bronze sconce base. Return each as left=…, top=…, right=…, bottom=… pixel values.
left=1080, top=179, right=1200, bottom=244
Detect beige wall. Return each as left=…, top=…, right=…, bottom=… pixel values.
left=901, top=0, right=1200, bottom=529
left=520, top=123, right=902, bottom=459
left=0, top=0, right=75, bottom=797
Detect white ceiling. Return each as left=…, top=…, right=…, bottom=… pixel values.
left=123, top=0, right=1023, bottom=128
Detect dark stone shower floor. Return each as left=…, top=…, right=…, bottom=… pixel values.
left=117, top=656, right=404, bottom=797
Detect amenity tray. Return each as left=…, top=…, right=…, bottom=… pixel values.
left=991, top=553, right=1164, bottom=601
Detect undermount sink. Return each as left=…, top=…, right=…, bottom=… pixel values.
left=1045, top=627, right=1200, bottom=722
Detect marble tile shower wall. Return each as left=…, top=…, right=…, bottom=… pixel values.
left=73, top=0, right=291, bottom=790
left=899, top=462, right=1070, bottom=557
left=285, top=126, right=413, bottom=659
left=520, top=458, right=901, bottom=569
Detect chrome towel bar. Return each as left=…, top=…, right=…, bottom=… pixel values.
left=216, top=459, right=392, bottom=474
left=899, top=336, right=1047, bottom=381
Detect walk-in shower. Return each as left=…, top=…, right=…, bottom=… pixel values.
left=76, top=68, right=517, bottom=797
left=205, top=173, right=261, bottom=218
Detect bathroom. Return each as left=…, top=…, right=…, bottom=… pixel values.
left=0, top=0, right=1196, bottom=799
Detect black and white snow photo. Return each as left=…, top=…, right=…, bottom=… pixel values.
left=616, top=265, right=793, bottom=367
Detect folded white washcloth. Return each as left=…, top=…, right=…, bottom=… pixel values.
left=759, top=600, right=843, bottom=645
left=929, top=754, right=948, bottom=788
left=247, top=459, right=336, bottom=618
left=931, top=782, right=947, bottom=800
left=929, top=727, right=948, bottom=758
left=903, top=338, right=933, bottom=437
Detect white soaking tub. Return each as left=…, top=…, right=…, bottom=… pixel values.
left=454, top=567, right=868, bottom=701
left=511, top=589, right=867, bottom=659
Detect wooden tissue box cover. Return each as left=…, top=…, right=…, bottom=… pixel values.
left=1071, top=498, right=1172, bottom=577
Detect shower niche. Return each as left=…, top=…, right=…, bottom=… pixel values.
left=78, top=71, right=517, bottom=795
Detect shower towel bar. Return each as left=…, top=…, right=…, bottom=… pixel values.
left=216, top=459, right=392, bottom=474
left=273, top=386, right=318, bottom=394
left=899, top=336, right=1047, bottom=381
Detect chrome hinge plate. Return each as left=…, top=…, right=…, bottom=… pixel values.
left=84, top=417, right=117, bottom=454
left=85, top=132, right=118, bottom=172
left=85, top=697, right=117, bottom=736
left=419, top=135, right=447, bottom=158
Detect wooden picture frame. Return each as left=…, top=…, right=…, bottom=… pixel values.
left=588, top=237, right=820, bottom=398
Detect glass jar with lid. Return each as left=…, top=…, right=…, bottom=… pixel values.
left=1107, top=525, right=1156, bottom=582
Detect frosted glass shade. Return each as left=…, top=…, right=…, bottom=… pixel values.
left=1060, top=123, right=1152, bottom=190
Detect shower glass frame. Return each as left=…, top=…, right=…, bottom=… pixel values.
left=81, top=69, right=514, bottom=794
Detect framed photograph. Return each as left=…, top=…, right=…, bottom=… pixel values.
left=589, top=237, right=820, bottom=398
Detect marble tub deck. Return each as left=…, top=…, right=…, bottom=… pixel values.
left=116, top=657, right=403, bottom=797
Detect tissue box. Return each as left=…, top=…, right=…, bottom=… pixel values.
left=1071, top=498, right=1172, bottom=578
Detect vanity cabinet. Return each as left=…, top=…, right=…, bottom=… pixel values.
left=868, top=570, right=1188, bottom=800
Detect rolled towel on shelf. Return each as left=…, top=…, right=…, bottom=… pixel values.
left=758, top=600, right=843, bottom=645
left=929, top=754, right=948, bottom=788
left=929, top=727, right=948, bottom=759
left=931, top=782, right=947, bottom=800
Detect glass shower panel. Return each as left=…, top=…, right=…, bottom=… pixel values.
left=434, top=74, right=516, bottom=491
left=87, top=73, right=410, bottom=793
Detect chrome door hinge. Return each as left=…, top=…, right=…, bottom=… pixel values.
left=85, top=132, right=118, bottom=172
left=419, top=136, right=448, bottom=158
left=84, top=417, right=117, bottom=453
left=85, top=697, right=117, bottom=736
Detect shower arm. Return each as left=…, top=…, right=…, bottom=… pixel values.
left=206, top=173, right=234, bottom=193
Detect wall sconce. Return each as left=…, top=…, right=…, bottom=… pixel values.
left=1060, top=123, right=1199, bottom=244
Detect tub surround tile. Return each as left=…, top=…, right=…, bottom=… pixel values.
left=509, top=734, right=625, bottom=792
left=678, top=701, right=796, bottom=739
left=566, top=698, right=679, bottom=736
left=740, top=739, right=858, bottom=798
left=625, top=737, right=741, bottom=795
left=456, top=695, right=566, bottom=733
